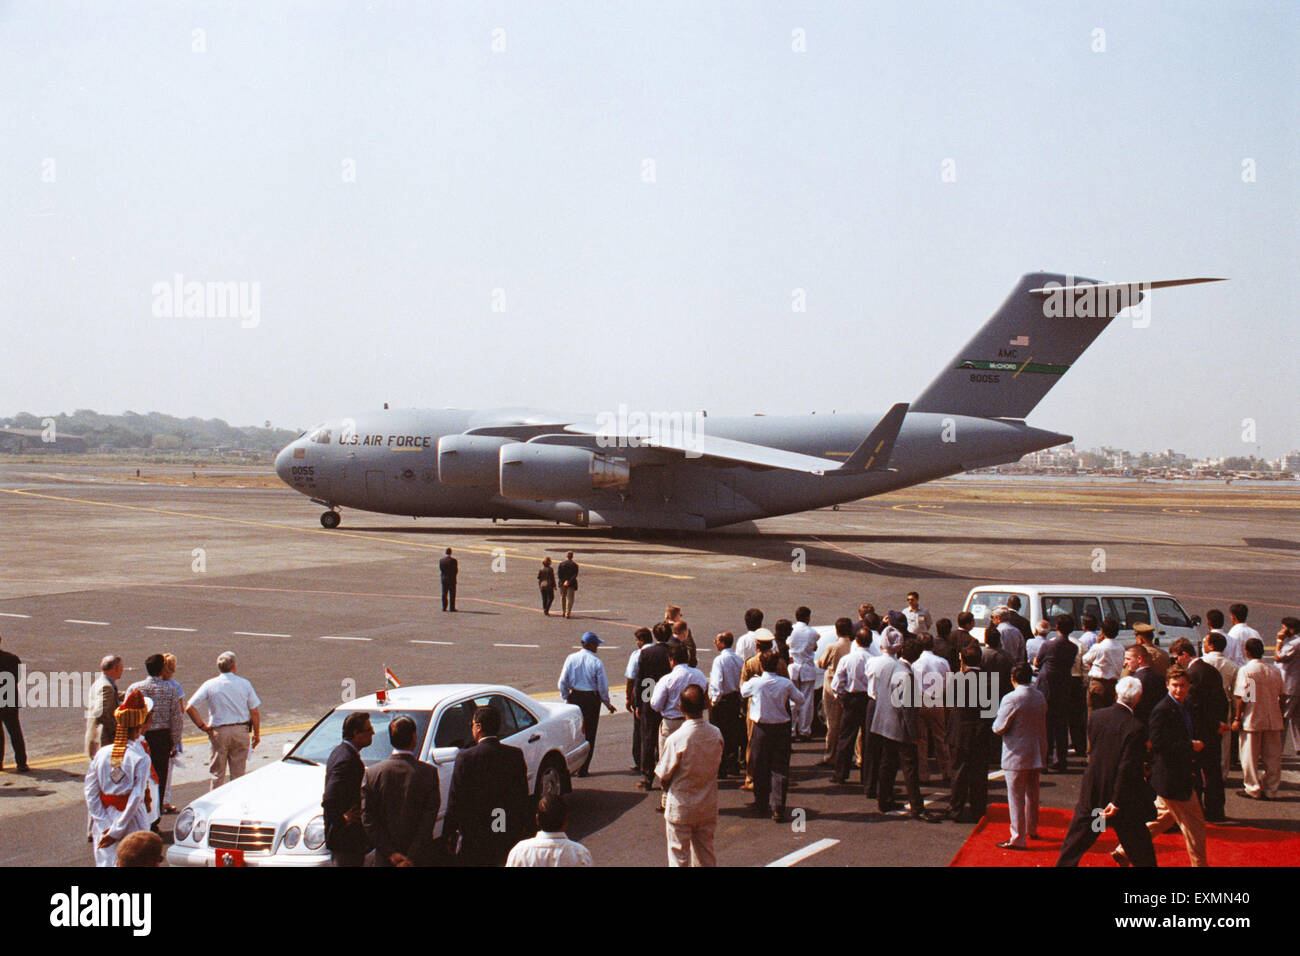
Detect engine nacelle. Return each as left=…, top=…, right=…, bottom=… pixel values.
left=499, top=443, right=630, bottom=500
left=437, top=434, right=513, bottom=487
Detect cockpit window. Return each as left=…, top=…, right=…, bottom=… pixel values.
left=308, top=428, right=332, bottom=444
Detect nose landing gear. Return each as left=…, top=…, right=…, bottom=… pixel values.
left=321, top=510, right=341, bottom=529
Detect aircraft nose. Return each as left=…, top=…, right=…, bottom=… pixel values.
left=274, top=443, right=295, bottom=485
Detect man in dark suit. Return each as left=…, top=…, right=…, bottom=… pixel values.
left=438, top=548, right=458, bottom=612
left=1006, top=596, right=1035, bottom=662
left=1056, top=676, right=1158, bottom=867
left=361, top=715, right=442, bottom=866
left=322, top=712, right=373, bottom=866
left=944, top=642, right=991, bottom=822
left=1143, top=665, right=1208, bottom=866
left=1171, top=637, right=1228, bottom=822
left=0, top=631, right=28, bottom=772
left=633, top=623, right=674, bottom=790
left=981, top=627, right=1013, bottom=762
left=1127, top=645, right=1165, bottom=727
left=557, top=551, right=579, bottom=619
left=443, top=705, right=530, bottom=866
left=1035, top=614, right=1079, bottom=773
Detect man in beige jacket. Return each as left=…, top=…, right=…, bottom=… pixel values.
left=655, top=684, right=723, bottom=866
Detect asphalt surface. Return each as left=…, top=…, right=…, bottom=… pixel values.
left=1, top=464, right=1297, bottom=866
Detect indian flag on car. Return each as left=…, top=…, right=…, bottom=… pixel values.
left=384, top=666, right=401, bottom=689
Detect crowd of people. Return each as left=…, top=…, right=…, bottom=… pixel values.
left=558, top=597, right=1299, bottom=867
left=3, top=585, right=1290, bottom=869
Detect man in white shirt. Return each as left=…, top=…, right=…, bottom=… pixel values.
left=1226, top=604, right=1259, bottom=666
left=558, top=632, right=616, bottom=777
left=708, top=632, right=744, bottom=776
left=830, top=628, right=872, bottom=786
left=904, top=591, right=933, bottom=637
left=1233, top=637, right=1285, bottom=800
left=1068, top=614, right=1100, bottom=757
left=914, top=635, right=952, bottom=784
left=184, top=651, right=261, bottom=790
left=1082, top=617, right=1125, bottom=722
left=741, top=651, right=804, bottom=822
left=655, top=685, right=723, bottom=866
left=1275, top=617, right=1300, bottom=756
left=788, top=607, right=821, bottom=742
left=734, top=608, right=770, bottom=662
left=506, top=793, right=592, bottom=867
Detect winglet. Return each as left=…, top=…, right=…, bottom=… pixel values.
left=839, top=403, right=908, bottom=472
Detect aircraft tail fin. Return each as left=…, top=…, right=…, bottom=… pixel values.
left=910, top=273, right=1224, bottom=420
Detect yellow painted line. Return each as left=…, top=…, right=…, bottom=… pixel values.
left=22, top=689, right=574, bottom=771
left=886, top=502, right=1298, bottom=564
left=22, top=721, right=319, bottom=771
left=0, top=488, right=692, bottom=581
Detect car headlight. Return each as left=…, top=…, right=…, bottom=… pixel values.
left=176, top=808, right=194, bottom=842
left=193, top=816, right=207, bottom=842
left=304, top=815, right=326, bottom=851
left=282, top=826, right=301, bottom=850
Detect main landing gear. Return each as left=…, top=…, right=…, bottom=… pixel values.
left=321, top=510, right=341, bottom=529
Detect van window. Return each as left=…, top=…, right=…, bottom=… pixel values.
left=966, top=591, right=1029, bottom=628
left=1103, top=597, right=1151, bottom=629
left=1152, top=598, right=1192, bottom=628
left=1040, top=595, right=1102, bottom=628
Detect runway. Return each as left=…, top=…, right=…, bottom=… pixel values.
left=1, top=463, right=1297, bottom=866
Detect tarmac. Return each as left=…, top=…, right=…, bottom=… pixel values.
left=1, top=463, right=1296, bottom=866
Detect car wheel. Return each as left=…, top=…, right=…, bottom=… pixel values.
left=535, top=755, right=568, bottom=799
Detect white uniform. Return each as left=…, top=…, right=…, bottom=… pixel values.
left=85, top=738, right=153, bottom=867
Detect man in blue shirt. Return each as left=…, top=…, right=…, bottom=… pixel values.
left=558, top=632, right=615, bottom=777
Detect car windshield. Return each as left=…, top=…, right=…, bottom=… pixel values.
left=966, top=591, right=1028, bottom=628
left=287, top=708, right=433, bottom=767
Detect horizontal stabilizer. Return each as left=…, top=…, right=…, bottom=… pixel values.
left=838, top=403, right=908, bottom=472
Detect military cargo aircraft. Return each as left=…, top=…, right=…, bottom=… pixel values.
left=275, top=272, right=1222, bottom=532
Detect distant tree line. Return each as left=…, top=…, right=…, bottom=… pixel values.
left=0, top=410, right=298, bottom=454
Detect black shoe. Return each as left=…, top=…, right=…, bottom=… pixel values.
left=16, top=764, right=29, bottom=773
left=910, top=810, right=942, bottom=823
left=947, top=811, right=976, bottom=823
left=997, top=840, right=1026, bottom=850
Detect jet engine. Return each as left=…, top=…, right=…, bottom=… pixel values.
left=498, top=442, right=630, bottom=500
left=437, top=434, right=513, bottom=487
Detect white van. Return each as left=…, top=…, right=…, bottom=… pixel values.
left=961, top=584, right=1202, bottom=647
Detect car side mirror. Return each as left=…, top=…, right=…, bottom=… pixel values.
left=282, top=743, right=293, bottom=757
left=431, top=745, right=460, bottom=764
left=1190, top=615, right=1202, bottom=627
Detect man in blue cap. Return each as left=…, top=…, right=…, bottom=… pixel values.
left=558, top=632, right=616, bottom=777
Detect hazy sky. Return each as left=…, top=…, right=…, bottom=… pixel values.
left=3, top=1, right=1296, bottom=456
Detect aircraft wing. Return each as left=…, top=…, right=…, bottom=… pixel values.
left=561, top=404, right=908, bottom=476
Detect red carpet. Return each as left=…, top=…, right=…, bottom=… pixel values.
left=949, top=804, right=1300, bottom=867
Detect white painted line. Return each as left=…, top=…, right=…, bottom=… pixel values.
left=766, top=838, right=840, bottom=868
left=410, top=640, right=455, bottom=646
left=581, top=609, right=612, bottom=614
left=495, top=643, right=540, bottom=649
left=0, top=612, right=31, bottom=619
left=321, top=635, right=372, bottom=642
left=147, top=625, right=197, bottom=632
left=233, top=631, right=291, bottom=638
left=65, top=619, right=110, bottom=626
left=571, top=645, right=620, bottom=650
left=987, top=770, right=1005, bottom=781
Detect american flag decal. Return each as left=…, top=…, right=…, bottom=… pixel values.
left=1010, top=334, right=1029, bottom=346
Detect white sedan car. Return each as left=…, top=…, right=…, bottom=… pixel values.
left=166, top=683, right=588, bottom=866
